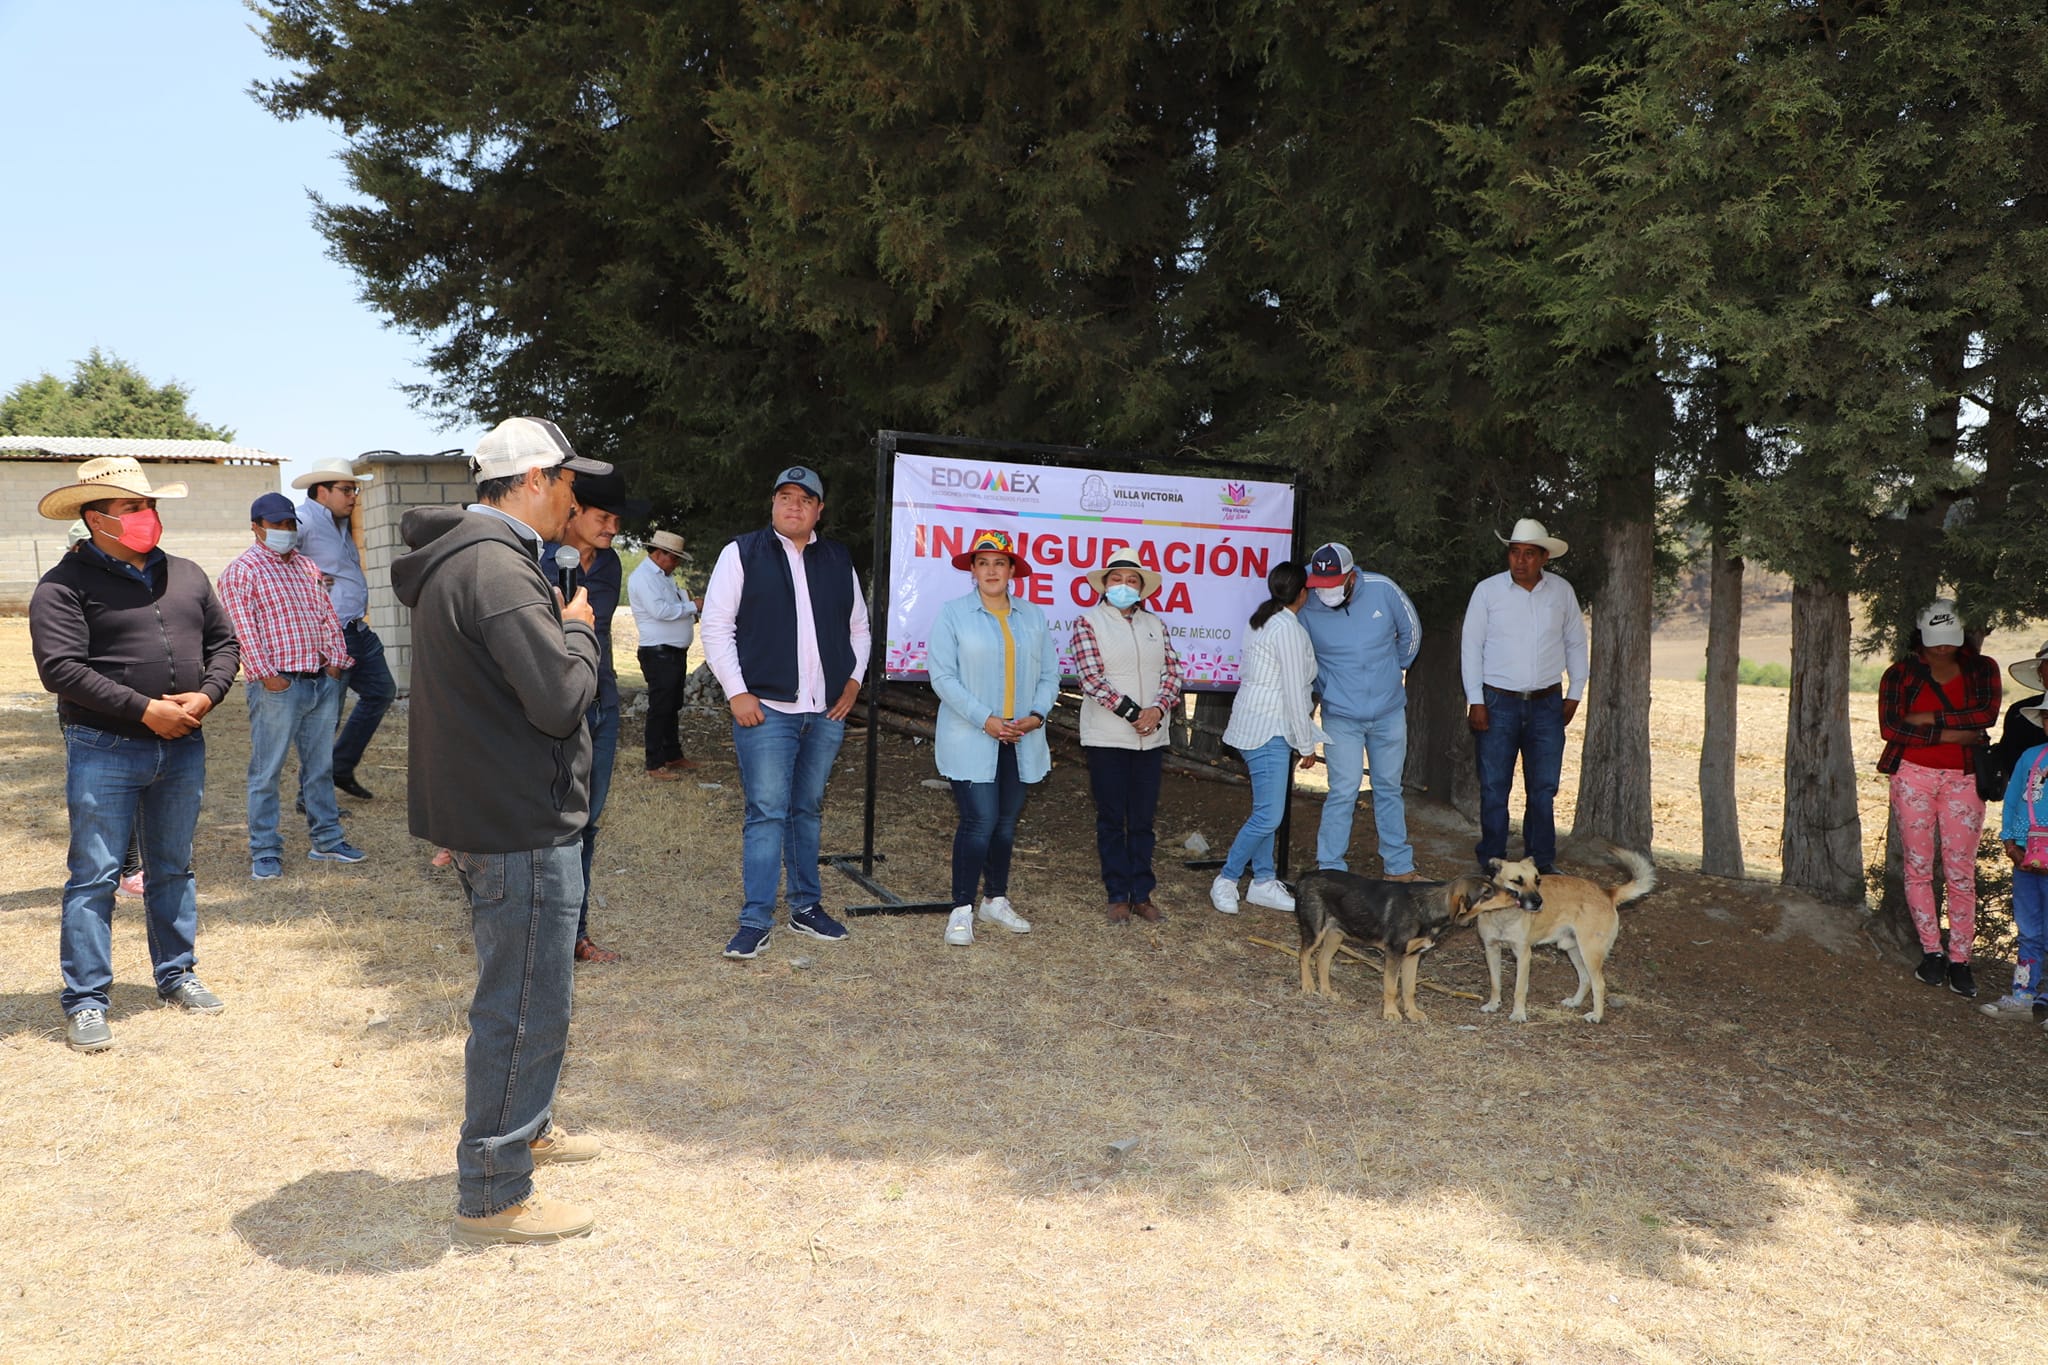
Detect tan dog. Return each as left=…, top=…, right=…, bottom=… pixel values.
left=1477, top=847, right=1656, bottom=1023
left=1295, top=869, right=1521, bottom=1021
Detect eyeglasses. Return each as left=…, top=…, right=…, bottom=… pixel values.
left=332, top=485, right=360, bottom=496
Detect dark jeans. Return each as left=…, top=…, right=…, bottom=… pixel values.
left=950, top=742, right=1029, bottom=908
left=576, top=698, right=620, bottom=941
left=333, top=621, right=396, bottom=782
left=451, top=842, right=582, bottom=1217
left=1085, top=746, right=1164, bottom=904
left=59, top=727, right=207, bottom=1014
left=638, top=645, right=689, bottom=770
left=1473, top=685, right=1567, bottom=869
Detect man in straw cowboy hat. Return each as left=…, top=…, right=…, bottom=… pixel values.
left=700, top=464, right=870, bottom=960
left=628, top=528, right=699, bottom=780
left=29, top=456, right=240, bottom=1052
left=1460, top=517, right=1588, bottom=875
left=293, top=457, right=391, bottom=803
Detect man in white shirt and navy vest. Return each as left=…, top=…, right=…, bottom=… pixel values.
left=1460, top=517, right=1588, bottom=875
left=700, top=466, right=871, bottom=960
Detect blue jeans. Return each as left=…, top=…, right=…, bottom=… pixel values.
left=2012, top=869, right=2047, bottom=996
left=1317, top=710, right=1412, bottom=874
left=1473, top=686, right=1567, bottom=869
left=1222, top=735, right=1294, bottom=883
left=452, top=842, right=582, bottom=1217
left=1085, top=746, right=1164, bottom=904
left=950, top=741, right=1029, bottom=906
left=730, top=708, right=846, bottom=930
left=576, top=698, right=620, bottom=940
left=332, top=621, right=396, bottom=782
left=247, top=674, right=346, bottom=859
left=59, top=726, right=206, bottom=1014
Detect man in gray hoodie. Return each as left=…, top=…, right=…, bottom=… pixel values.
left=392, top=416, right=609, bottom=1247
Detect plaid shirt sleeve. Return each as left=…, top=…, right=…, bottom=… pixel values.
left=216, top=549, right=353, bottom=680
left=1070, top=614, right=1122, bottom=711
left=1155, top=628, right=1184, bottom=712
left=1876, top=655, right=2002, bottom=773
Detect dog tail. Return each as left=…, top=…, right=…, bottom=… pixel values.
left=1604, top=845, right=1657, bottom=908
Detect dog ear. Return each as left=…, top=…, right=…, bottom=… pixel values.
left=1485, top=857, right=1503, bottom=876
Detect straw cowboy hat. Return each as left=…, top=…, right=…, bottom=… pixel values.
left=2010, top=641, right=2048, bottom=694
left=290, top=458, right=375, bottom=490
left=1085, top=547, right=1161, bottom=599
left=1496, top=516, right=1568, bottom=559
left=950, top=528, right=1035, bottom=577
left=38, top=457, right=189, bottom=521
left=647, top=530, right=693, bottom=562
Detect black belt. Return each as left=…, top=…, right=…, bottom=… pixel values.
left=343, top=617, right=370, bottom=631
left=641, top=643, right=689, bottom=653
left=277, top=669, right=324, bottom=679
left=1486, top=682, right=1562, bottom=700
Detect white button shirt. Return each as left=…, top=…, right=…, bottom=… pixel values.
left=700, top=531, right=870, bottom=715
left=1460, top=569, right=1589, bottom=704
left=628, top=555, right=697, bottom=649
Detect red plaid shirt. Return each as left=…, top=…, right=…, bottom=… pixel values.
left=1071, top=610, right=1184, bottom=713
left=216, top=543, right=352, bottom=681
left=1876, top=653, right=2001, bottom=774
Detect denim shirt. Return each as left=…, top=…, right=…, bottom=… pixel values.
left=928, top=589, right=1060, bottom=783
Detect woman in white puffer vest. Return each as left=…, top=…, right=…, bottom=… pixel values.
left=1071, top=549, right=1184, bottom=924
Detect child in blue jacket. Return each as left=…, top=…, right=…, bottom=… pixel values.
left=1990, top=721, right=2048, bottom=1016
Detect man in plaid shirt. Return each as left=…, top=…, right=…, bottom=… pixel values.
left=217, top=492, right=363, bottom=879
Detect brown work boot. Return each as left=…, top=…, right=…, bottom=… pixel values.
left=452, top=1192, right=595, bottom=1246
left=1106, top=901, right=1132, bottom=924
left=1385, top=870, right=1431, bottom=883
left=1132, top=900, right=1164, bottom=922
left=531, top=1130, right=603, bottom=1165
left=663, top=757, right=700, bottom=771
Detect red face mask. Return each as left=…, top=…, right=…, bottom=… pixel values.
left=94, top=507, right=163, bottom=554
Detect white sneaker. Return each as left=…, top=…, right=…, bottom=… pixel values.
left=1979, top=992, right=2037, bottom=1017
left=1209, top=876, right=1241, bottom=915
left=945, top=905, right=975, bottom=946
left=977, top=895, right=1031, bottom=934
left=1246, top=879, right=1296, bottom=912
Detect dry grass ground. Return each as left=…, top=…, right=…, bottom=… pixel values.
left=3, top=617, right=2047, bottom=1363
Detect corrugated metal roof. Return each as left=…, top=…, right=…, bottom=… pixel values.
left=0, top=436, right=283, bottom=464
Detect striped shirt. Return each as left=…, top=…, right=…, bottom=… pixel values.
left=216, top=543, right=351, bottom=681
left=1223, top=607, right=1329, bottom=755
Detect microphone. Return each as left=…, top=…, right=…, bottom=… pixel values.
left=553, top=544, right=580, bottom=601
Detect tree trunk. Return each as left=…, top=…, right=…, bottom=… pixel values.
left=1572, top=505, right=1654, bottom=851
left=1699, top=531, right=1745, bottom=878
left=1873, top=803, right=1923, bottom=953
left=1779, top=577, right=1866, bottom=903
left=1404, top=624, right=1479, bottom=820
left=1180, top=691, right=1232, bottom=762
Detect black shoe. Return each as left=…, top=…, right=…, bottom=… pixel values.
left=1947, top=961, right=1977, bottom=999
left=1536, top=864, right=1560, bottom=876
left=1914, top=952, right=1946, bottom=986
left=334, top=774, right=375, bottom=801
left=2033, top=998, right=2048, bottom=1023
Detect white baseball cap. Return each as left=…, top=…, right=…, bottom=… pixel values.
left=1916, top=598, right=1964, bottom=648
left=470, top=417, right=613, bottom=484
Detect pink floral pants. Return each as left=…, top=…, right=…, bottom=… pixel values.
left=1890, top=761, right=1985, bottom=962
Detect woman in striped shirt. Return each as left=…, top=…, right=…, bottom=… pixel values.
left=928, top=530, right=1060, bottom=948
left=1212, top=561, right=1327, bottom=915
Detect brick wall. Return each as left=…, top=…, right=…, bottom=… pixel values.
left=358, top=453, right=474, bottom=693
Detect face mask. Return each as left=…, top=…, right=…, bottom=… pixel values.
left=1315, top=586, right=1348, bottom=608
left=1105, top=584, right=1144, bottom=610
left=264, top=528, right=300, bottom=554
left=95, top=508, right=162, bottom=554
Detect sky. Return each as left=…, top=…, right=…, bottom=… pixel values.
left=0, top=1, right=472, bottom=487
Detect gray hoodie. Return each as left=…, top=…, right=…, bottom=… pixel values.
left=392, top=505, right=600, bottom=854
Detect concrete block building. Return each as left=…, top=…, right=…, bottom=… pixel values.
left=0, top=436, right=283, bottom=611
left=354, top=447, right=471, bottom=692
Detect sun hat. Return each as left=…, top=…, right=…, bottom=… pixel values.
left=773, top=465, right=825, bottom=500
left=1305, top=542, right=1356, bottom=588
left=2008, top=642, right=2048, bottom=694
left=37, top=456, right=189, bottom=521
left=1084, top=547, right=1161, bottom=599
left=1915, top=598, right=1964, bottom=648
left=1496, top=517, right=1568, bottom=559
left=646, top=529, right=693, bottom=562
left=250, top=492, right=297, bottom=524
left=289, top=458, right=374, bottom=490
left=469, top=417, right=613, bottom=483
left=950, top=528, right=1034, bottom=577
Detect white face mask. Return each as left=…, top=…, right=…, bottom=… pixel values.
left=1315, top=586, right=1348, bottom=608
left=264, top=528, right=300, bottom=554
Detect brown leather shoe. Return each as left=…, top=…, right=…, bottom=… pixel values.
left=575, top=936, right=621, bottom=964
left=531, top=1129, right=603, bottom=1165
left=663, top=757, right=699, bottom=771
left=1385, top=870, right=1432, bottom=883
left=453, top=1192, right=594, bottom=1246
left=1133, top=900, right=1164, bottom=922
left=1106, top=901, right=1131, bottom=924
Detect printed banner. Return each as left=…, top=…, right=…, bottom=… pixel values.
left=884, top=453, right=1296, bottom=689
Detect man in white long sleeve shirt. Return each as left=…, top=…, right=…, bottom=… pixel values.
left=628, top=530, right=699, bottom=778
left=699, top=466, right=870, bottom=961
left=1460, top=517, right=1588, bottom=875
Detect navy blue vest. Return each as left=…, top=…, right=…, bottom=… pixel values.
left=733, top=527, right=858, bottom=704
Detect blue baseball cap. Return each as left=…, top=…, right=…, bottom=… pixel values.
left=773, top=465, right=825, bottom=500
left=251, top=492, right=297, bottom=524
left=1305, top=542, right=1354, bottom=588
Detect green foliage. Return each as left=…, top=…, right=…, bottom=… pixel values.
left=1694, top=658, right=1883, bottom=692
left=0, top=349, right=233, bottom=441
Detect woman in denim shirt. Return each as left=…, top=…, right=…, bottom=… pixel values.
left=929, top=530, right=1060, bottom=948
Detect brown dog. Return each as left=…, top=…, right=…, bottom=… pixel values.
left=1295, top=870, right=1521, bottom=1021
left=1477, top=847, right=1656, bottom=1023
